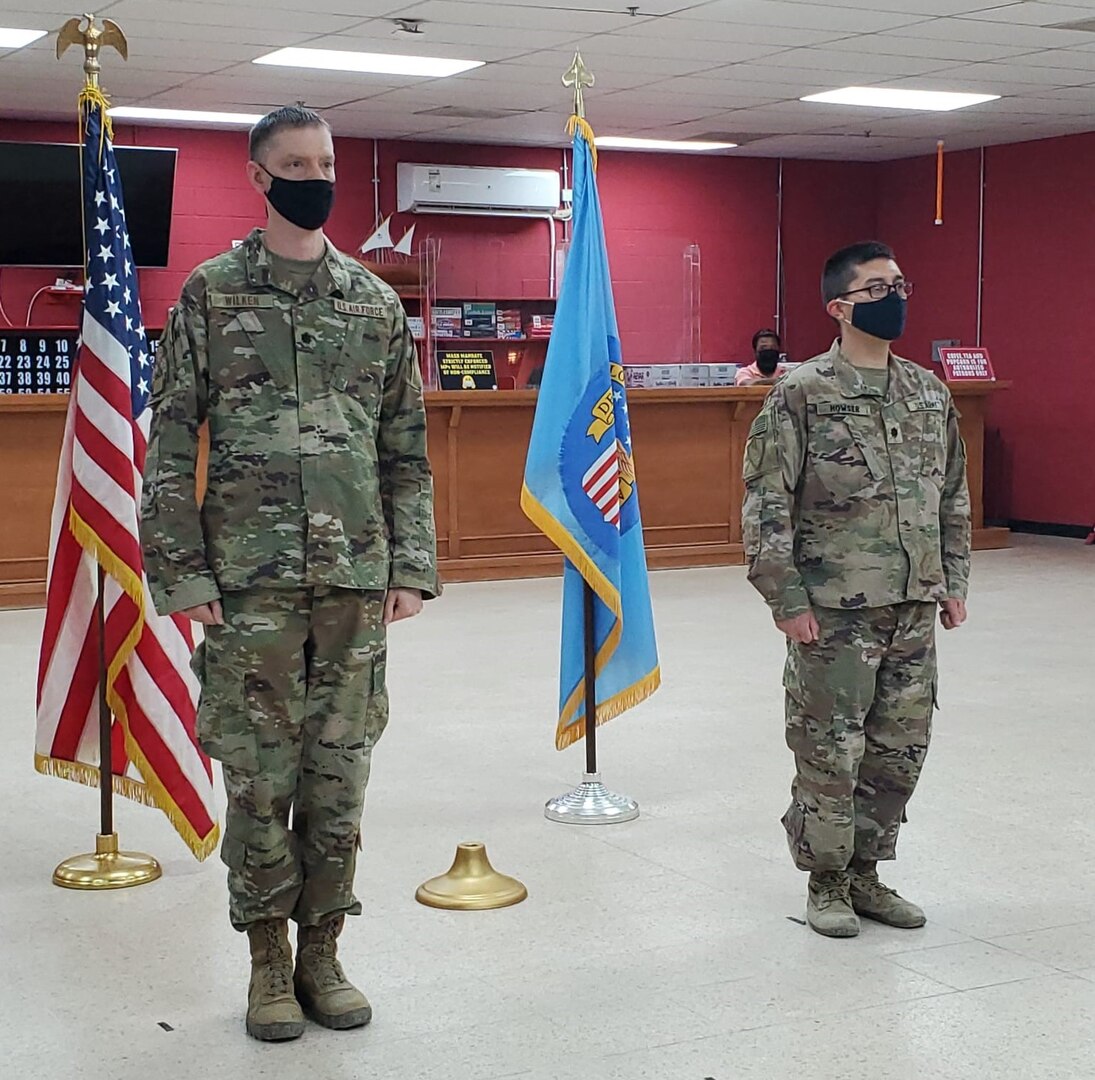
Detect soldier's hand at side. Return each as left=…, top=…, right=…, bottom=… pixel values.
left=776, top=610, right=820, bottom=644
left=940, top=598, right=967, bottom=630
left=180, top=600, right=224, bottom=626
left=384, top=588, right=423, bottom=625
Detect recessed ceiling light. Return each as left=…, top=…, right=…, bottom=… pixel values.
left=0, top=27, right=47, bottom=48
left=801, top=87, right=999, bottom=112
left=253, top=47, right=483, bottom=78
left=109, top=106, right=264, bottom=125
left=595, top=136, right=737, bottom=152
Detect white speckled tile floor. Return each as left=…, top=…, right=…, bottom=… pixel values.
left=2, top=535, right=1092, bottom=1080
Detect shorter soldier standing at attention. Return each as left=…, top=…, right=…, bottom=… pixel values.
left=742, top=241, right=971, bottom=938
left=141, top=106, right=438, bottom=1037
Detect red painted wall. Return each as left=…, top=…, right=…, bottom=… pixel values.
left=2, top=117, right=1092, bottom=524
left=876, top=135, right=1095, bottom=527
left=0, top=120, right=790, bottom=365
left=779, top=159, right=879, bottom=361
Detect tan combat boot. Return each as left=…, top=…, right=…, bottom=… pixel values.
left=245, top=920, right=306, bottom=1041
left=807, top=871, right=861, bottom=938
left=295, top=916, right=373, bottom=1030
left=849, top=863, right=926, bottom=928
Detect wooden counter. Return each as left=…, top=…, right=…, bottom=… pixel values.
left=428, top=383, right=1009, bottom=582
left=0, top=381, right=1009, bottom=605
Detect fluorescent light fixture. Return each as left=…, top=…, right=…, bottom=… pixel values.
left=0, top=27, right=47, bottom=48
left=801, top=86, right=999, bottom=112
left=595, top=136, right=737, bottom=152
left=109, top=106, right=264, bottom=125
left=253, top=47, right=483, bottom=78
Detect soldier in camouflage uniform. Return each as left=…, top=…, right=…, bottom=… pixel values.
left=140, top=106, right=438, bottom=1038
left=742, top=241, right=971, bottom=939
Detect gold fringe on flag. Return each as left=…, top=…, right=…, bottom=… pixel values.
left=520, top=485, right=660, bottom=750
left=567, top=114, right=598, bottom=171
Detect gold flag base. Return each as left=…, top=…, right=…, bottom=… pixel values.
left=53, top=832, right=162, bottom=890
left=415, top=842, right=527, bottom=911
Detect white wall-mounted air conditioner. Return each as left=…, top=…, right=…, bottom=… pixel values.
left=397, top=163, right=561, bottom=216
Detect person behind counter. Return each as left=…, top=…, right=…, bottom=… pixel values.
left=735, top=329, right=786, bottom=386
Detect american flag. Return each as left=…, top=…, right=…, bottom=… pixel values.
left=34, top=90, right=219, bottom=859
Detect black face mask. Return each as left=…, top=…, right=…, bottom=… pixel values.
left=260, top=165, right=334, bottom=231
left=848, top=289, right=907, bottom=342
left=756, top=348, right=781, bottom=376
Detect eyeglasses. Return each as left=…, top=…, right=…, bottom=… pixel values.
left=839, top=281, right=915, bottom=301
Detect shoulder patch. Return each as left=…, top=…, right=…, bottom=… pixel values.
left=209, top=292, right=274, bottom=309
left=748, top=413, right=769, bottom=437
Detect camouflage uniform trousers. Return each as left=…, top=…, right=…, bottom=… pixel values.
left=192, top=587, right=388, bottom=930
left=781, top=601, right=937, bottom=872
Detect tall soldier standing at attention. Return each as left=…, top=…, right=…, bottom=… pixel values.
left=742, top=241, right=971, bottom=939
left=141, top=106, right=439, bottom=1038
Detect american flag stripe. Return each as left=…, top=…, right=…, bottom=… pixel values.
left=35, top=90, right=218, bottom=859
left=582, top=441, right=623, bottom=527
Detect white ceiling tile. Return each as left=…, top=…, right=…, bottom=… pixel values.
left=288, top=35, right=530, bottom=63
left=951, top=60, right=1094, bottom=85
left=757, top=46, right=962, bottom=77
left=309, top=22, right=583, bottom=53
left=669, top=0, right=930, bottom=33
left=856, top=33, right=1047, bottom=63
left=590, top=32, right=786, bottom=64
left=885, top=16, right=1095, bottom=47
left=388, top=1, right=649, bottom=34
left=1014, top=47, right=1095, bottom=69
left=609, top=17, right=856, bottom=47
left=2, top=0, right=1094, bottom=160
left=781, top=0, right=1026, bottom=11
left=961, top=2, right=1095, bottom=27
left=609, top=79, right=802, bottom=108
left=105, top=0, right=364, bottom=34
left=508, top=46, right=722, bottom=79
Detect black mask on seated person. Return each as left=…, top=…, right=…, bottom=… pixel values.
left=756, top=348, right=781, bottom=376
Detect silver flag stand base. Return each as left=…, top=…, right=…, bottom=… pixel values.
left=544, top=773, right=640, bottom=825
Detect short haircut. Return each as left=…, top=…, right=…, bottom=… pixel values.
left=752, top=328, right=781, bottom=351
left=249, top=104, right=329, bottom=162
left=822, top=241, right=896, bottom=303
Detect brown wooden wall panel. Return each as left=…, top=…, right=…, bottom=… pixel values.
left=0, top=383, right=1010, bottom=606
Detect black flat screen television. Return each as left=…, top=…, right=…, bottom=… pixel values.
left=0, top=142, right=177, bottom=267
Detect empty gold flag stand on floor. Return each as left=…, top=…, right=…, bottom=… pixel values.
left=416, top=844, right=527, bottom=911
left=51, top=18, right=161, bottom=891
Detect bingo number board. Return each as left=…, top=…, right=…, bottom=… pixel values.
left=0, top=331, right=77, bottom=394
left=0, top=331, right=160, bottom=394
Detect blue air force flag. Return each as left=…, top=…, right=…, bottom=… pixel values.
left=520, top=121, right=660, bottom=750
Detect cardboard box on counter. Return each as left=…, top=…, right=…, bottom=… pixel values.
left=624, top=366, right=658, bottom=388
left=678, top=364, right=711, bottom=387
left=649, top=364, right=681, bottom=387
left=708, top=363, right=739, bottom=386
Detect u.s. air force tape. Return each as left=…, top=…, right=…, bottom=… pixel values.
left=334, top=299, right=386, bottom=318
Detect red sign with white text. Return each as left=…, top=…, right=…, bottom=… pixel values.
left=939, top=347, right=995, bottom=381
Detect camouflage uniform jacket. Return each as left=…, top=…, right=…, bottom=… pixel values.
left=141, top=228, right=439, bottom=615
left=742, top=340, right=971, bottom=619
